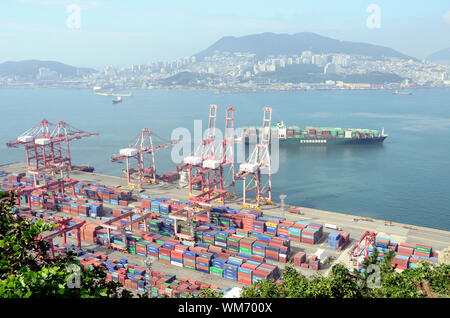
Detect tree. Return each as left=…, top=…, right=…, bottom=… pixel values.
left=0, top=191, right=132, bottom=298
left=240, top=253, right=449, bottom=298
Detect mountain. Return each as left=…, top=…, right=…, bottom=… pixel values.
left=196, top=32, right=415, bottom=60
left=427, top=48, right=450, bottom=65
left=0, top=60, right=96, bottom=78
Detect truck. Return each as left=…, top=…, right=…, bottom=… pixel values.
left=324, top=223, right=342, bottom=231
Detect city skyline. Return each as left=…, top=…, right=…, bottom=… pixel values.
left=1, top=0, right=450, bottom=68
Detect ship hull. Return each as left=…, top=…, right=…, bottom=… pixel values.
left=245, top=136, right=387, bottom=145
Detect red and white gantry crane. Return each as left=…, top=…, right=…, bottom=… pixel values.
left=6, top=119, right=99, bottom=184
left=235, top=107, right=273, bottom=209
left=111, top=128, right=178, bottom=188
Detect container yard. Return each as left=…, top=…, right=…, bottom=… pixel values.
left=1, top=109, right=449, bottom=298
left=1, top=160, right=449, bottom=297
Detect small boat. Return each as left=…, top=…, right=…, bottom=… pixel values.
left=393, top=90, right=412, bottom=95
left=72, top=164, right=94, bottom=172
left=112, top=96, right=122, bottom=104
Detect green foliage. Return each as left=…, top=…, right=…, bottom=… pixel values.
left=241, top=251, right=449, bottom=299
left=0, top=191, right=131, bottom=298
left=193, top=288, right=223, bottom=298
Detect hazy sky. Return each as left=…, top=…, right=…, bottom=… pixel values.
left=1, top=0, right=449, bottom=69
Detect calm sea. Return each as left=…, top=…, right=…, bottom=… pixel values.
left=1, top=88, right=449, bottom=230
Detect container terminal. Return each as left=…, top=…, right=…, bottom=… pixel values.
left=1, top=108, right=449, bottom=297
left=2, top=161, right=449, bottom=296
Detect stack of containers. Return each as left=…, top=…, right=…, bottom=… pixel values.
left=265, top=244, right=279, bottom=262
left=375, top=236, right=390, bottom=249
left=151, top=201, right=160, bottom=214
left=277, top=223, right=290, bottom=239
left=413, top=244, right=432, bottom=258
left=238, top=263, right=253, bottom=285
left=228, top=256, right=244, bottom=267
left=226, top=235, right=241, bottom=253
left=202, top=231, right=216, bottom=245
left=159, top=202, right=170, bottom=215
left=210, top=258, right=226, bottom=277
left=252, top=220, right=265, bottom=233
left=328, top=232, right=343, bottom=250
left=135, top=240, right=148, bottom=257
left=252, top=241, right=267, bottom=258
left=182, top=250, right=196, bottom=270
left=293, top=252, right=306, bottom=266
left=288, top=224, right=302, bottom=242
left=195, top=253, right=211, bottom=273
left=309, top=255, right=320, bottom=271
left=242, top=215, right=255, bottom=231
left=265, top=219, right=278, bottom=235
left=337, top=231, right=350, bottom=250
left=301, top=227, right=319, bottom=244
left=158, top=246, right=172, bottom=264
left=239, top=238, right=255, bottom=256
left=223, top=263, right=238, bottom=281
left=170, top=248, right=184, bottom=267
left=308, top=223, right=323, bottom=236
left=392, top=254, right=409, bottom=270
left=147, top=242, right=161, bottom=257
left=214, top=231, right=228, bottom=249
left=253, top=263, right=279, bottom=284
left=397, top=243, right=415, bottom=257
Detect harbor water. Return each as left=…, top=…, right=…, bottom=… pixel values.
left=0, top=88, right=449, bottom=230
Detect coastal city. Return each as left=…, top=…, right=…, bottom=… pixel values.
left=2, top=50, right=450, bottom=92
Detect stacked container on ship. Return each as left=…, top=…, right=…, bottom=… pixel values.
left=242, top=121, right=388, bottom=145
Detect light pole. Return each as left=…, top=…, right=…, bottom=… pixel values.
left=279, top=194, right=287, bottom=218
left=143, top=256, right=156, bottom=297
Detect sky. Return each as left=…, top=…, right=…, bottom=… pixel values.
left=1, top=0, right=449, bottom=69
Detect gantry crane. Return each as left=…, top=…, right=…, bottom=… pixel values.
left=6, top=119, right=99, bottom=185
left=111, top=128, right=179, bottom=188
left=177, top=105, right=218, bottom=198
left=178, top=105, right=237, bottom=204
left=193, top=106, right=237, bottom=204
left=40, top=216, right=86, bottom=259
left=169, top=202, right=211, bottom=242
left=349, top=231, right=377, bottom=267
left=15, top=178, right=79, bottom=210
left=235, top=107, right=273, bottom=209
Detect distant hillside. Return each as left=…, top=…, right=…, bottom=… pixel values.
left=257, top=64, right=406, bottom=84
left=427, top=48, right=450, bottom=65
left=160, top=71, right=217, bottom=86
left=0, top=60, right=96, bottom=78
left=196, top=32, right=414, bottom=60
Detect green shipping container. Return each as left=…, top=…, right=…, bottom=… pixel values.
left=414, top=246, right=431, bottom=253
left=210, top=267, right=224, bottom=275
left=239, top=247, right=252, bottom=255
left=183, top=264, right=196, bottom=270
left=159, top=255, right=170, bottom=261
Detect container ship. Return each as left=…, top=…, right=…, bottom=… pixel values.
left=242, top=121, right=388, bottom=145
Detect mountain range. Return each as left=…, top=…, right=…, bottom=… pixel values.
left=0, top=60, right=96, bottom=78
left=196, top=32, right=415, bottom=60
left=427, top=48, right=450, bottom=65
